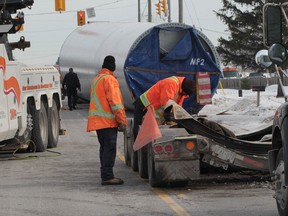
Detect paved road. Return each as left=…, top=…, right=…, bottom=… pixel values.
left=0, top=103, right=279, bottom=216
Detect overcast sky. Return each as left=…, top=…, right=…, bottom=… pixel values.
left=8, top=0, right=228, bottom=66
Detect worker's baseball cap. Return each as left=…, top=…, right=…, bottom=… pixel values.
left=182, top=78, right=195, bottom=95
left=102, top=55, right=116, bottom=72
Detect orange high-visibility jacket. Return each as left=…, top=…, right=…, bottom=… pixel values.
left=139, top=76, right=188, bottom=119
left=86, top=69, right=127, bottom=131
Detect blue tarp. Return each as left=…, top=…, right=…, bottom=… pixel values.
left=124, top=25, right=221, bottom=113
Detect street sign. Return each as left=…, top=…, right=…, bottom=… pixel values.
left=86, top=7, right=96, bottom=18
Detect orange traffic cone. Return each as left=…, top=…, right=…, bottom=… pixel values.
left=133, top=105, right=162, bottom=151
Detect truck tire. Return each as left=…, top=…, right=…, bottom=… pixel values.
left=48, top=99, right=60, bottom=148
left=147, top=144, right=165, bottom=187
left=21, top=102, right=33, bottom=144
left=124, top=126, right=131, bottom=166
left=138, top=145, right=148, bottom=179
left=131, top=144, right=138, bottom=172
left=129, top=119, right=138, bottom=171
left=32, top=100, right=49, bottom=152
left=275, top=148, right=288, bottom=216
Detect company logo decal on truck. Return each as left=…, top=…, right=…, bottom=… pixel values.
left=1, top=56, right=21, bottom=108
left=22, top=83, right=53, bottom=91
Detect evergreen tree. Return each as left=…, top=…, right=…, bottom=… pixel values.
left=215, top=0, right=287, bottom=70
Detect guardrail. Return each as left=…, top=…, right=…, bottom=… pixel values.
left=220, top=77, right=288, bottom=89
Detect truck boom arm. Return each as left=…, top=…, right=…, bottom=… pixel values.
left=0, top=0, right=34, bottom=60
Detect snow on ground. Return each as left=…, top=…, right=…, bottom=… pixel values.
left=198, top=85, right=287, bottom=135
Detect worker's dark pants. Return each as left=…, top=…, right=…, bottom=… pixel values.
left=133, top=98, right=147, bottom=140
left=67, top=88, right=77, bottom=109
left=96, top=127, right=118, bottom=181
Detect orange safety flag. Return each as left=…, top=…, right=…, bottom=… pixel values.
left=133, top=106, right=162, bottom=151
left=196, top=72, right=212, bottom=105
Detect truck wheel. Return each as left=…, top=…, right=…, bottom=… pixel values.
left=147, top=144, right=165, bottom=187
left=138, top=145, right=148, bottom=178
left=124, top=126, right=131, bottom=166
left=48, top=99, right=60, bottom=148
left=275, top=148, right=288, bottom=216
left=131, top=149, right=138, bottom=171
left=32, top=100, right=49, bottom=152
left=21, top=102, right=33, bottom=144
left=129, top=119, right=138, bottom=171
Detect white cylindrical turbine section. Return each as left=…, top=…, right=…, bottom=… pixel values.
left=59, top=22, right=156, bottom=108
left=59, top=22, right=220, bottom=110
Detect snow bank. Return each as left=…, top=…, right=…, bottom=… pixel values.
left=198, top=85, right=286, bottom=134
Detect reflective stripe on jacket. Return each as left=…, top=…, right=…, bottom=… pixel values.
left=86, top=68, right=127, bottom=131
left=139, top=76, right=188, bottom=119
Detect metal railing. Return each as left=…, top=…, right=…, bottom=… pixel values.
left=219, top=77, right=288, bottom=89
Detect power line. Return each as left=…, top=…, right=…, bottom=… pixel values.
left=198, top=27, right=230, bottom=35
left=141, top=1, right=148, bottom=19
left=184, top=0, right=195, bottom=27
left=25, top=0, right=133, bottom=16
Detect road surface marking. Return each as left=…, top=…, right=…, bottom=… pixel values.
left=153, top=188, right=190, bottom=216
left=117, top=150, right=190, bottom=216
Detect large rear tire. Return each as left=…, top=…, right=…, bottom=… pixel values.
left=138, top=145, right=148, bottom=179
left=20, top=102, right=33, bottom=144
left=147, top=144, right=165, bottom=187
left=32, top=100, right=48, bottom=152
left=48, top=99, right=60, bottom=148
left=129, top=119, right=138, bottom=171
left=275, top=148, right=288, bottom=216
left=131, top=149, right=138, bottom=172
left=124, top=126, right=131, bottom=166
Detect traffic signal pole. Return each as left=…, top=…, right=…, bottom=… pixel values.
left=139, top=0, right=181, bottom=23
left=179, top=0, right=183, bottom=23
left=138, top=0, right=141, bottom=22
left=138, top=0, right=152, bottom=22
left=168, top=0, right=171, bottom=22
left=148, top=0, right=152, bottom=22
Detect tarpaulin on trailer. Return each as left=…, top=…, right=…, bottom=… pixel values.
left=124, top=25, right=221, bottom=113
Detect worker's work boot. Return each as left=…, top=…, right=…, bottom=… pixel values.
left=101, top=177, right=124, bottom=185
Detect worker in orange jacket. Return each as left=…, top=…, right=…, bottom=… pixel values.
left=133, top=76, right=195, bottom=140
left=87, top=55, right=128, bottom=186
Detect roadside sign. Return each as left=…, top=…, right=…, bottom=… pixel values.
left=86, top=7, right=95, bottom=18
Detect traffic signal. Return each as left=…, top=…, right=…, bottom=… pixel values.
left=14, top=15, right=24, bottom=32
left=14, top=24, right=24, bottom=32
left=19, top=24, right=24, bottom=32
left=155, top=2, right=161, bottom=16
left=161, top=0, right=167, bottom=15
left=55, top=0, right=65, bottom=12
left=77, top=11, right=86, bottom=26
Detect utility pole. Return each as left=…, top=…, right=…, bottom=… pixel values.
left=179, top=0, right=183, bottom=23
left=138, top=0, right=141, bottom=22
left=168, top=0, right=171, bottom=22
left=148, top=0, right=152, bottom=22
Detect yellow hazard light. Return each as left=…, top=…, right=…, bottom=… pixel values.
left=186, top=141, right=195, bottom=150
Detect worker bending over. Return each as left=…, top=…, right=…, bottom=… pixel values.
left=133, top=76, right=195, bottom=139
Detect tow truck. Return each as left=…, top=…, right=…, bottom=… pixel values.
left=0, top=0, right=62, bottom=153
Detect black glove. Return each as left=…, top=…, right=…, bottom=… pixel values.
left=118, top=123, right=126, bottom=132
